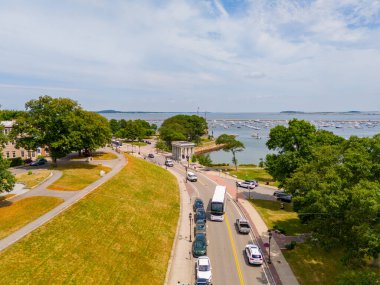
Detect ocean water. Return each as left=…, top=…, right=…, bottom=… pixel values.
left=101, top=112, right=380, bottom=164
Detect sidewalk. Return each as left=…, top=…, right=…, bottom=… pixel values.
left=203, top=171, right=300, bottom=285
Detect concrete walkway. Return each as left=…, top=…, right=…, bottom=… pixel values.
left=0, top=148, right=126, bottom=252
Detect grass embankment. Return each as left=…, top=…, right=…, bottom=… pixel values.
left=0, top=197, right=63, bottom=240
left=229, top=167, right=279, bottom=187
left=48, top=164, right=111, bottom=191
left=15, top=170, right=51, bottom=188
left=250, top=200, right=307, bottom=235
left=0, top=155, right=179, bottom=284
left=129, top=141, right=147, bottom=146
left=250, top=199, right=380, bottom=284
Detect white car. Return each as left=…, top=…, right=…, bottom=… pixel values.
left=245, top=244, right=263, bottom=265
left=196, top=256, right=212, bottom=285
left=236, top=181, right=255, bottom=189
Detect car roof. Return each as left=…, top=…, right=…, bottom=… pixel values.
left=238, top=218, right=248, bottom=223
left=198, top=256, right=210, bottom=265
left=188, top=171, right=195, bottom=175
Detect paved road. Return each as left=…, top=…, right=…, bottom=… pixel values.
left=147, top=153, right=273, bottom=285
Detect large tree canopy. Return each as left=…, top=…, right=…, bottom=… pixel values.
left=159, top=115, right=207, bottom=147
left=112, top=119, right=156, bottom=141
left=265, top=119, right=344, bottom=186
left=284, top=136, right=380, bottom=264
left=11, top=96, right=112, bottom=163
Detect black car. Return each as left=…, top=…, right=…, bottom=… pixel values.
left=148, top=153, right=154, bottom=158
left=277, top=193, right=292, bottom=203
left=193, top=198, right=204, bottom=212
left=30, top=158, right=47, bottom=166
left=195, top=208, right=207, bottom=223
left=192, top=233, right=207, bottom=257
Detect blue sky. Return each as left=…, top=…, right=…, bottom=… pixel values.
left=0, top=0, right=379, bottom=112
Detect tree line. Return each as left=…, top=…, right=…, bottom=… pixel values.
left=265, top=119, right=380, bottom=266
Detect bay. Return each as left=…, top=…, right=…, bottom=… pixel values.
left=101, top=112, right=380, bottom=165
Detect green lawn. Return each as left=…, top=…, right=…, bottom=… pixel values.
left=129, top=141, right=147, bottom=146
left=0, top=196, right=63, bottom=240
left=48, top=164, right=111, bottom=191
left=249, top=199, right=307, bottom=235
left=71, top=152, right=118, bottom=161
left=0, top=155, right=179, bottom=284
left=15, top=170, right=51, bottom=188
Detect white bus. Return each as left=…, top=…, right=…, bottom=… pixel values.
left=210, top=185, right=226, bottom=221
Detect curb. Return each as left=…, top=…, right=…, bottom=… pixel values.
left=163, top=169, right=184, bottom=285
left=30, top=171, right=54, bottom=189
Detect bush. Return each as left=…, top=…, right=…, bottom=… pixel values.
left=192, top=154, right=212, bottom=167
left=239, top=163, right=257, bottom=167
left=273, top=224, right=286, bottom=234
left=8, top=157, right=23, bottom=167
left=285, top=241, right=297, bottom=250
left=28, top=171, right=33, bottom=175
left=336, top=270, right=379, bottom=285
left=210, top=163, right=230, bottom=167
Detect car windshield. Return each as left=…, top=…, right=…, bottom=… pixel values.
left=195, top=240, right=205, bottom=248
left=198, top=265, right=210, bottom=271
left=211, top=202, right=223, bottom=213
left=252, top=254, right=261, bottom=258
left=196, top=223, right=205, bottom=230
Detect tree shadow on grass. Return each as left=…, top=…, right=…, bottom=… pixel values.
left=0, top=199, right=13, bottom=208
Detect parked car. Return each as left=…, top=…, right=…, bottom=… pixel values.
left=187, top=171, right=198, bottom=182
left=273, top=190, right=285, bottom=197
left=148, top=153, right=154, bottom=158
left=195, top=220, right=206, bottom=237
left=196, top=256, right=212, bottom=285
left=277, top=194, right=292, bottom=203
left=195, top=208, right=207, bottom=223
left=193, top=198, right=204, bottom=212
left=236, top=181, right=255, bottom=189
left=145, top=140, right=152, bottom=144
left=165, top=159, right=174, bottom=167
left=24, top=158, right=33, bottom=164
left=236, top=218, right=251, bottom=234
left=192, top=233, right=207, bottom=257
left=30, top=158, right=47, bottom=166
left=245, top=244, right=263, bottom=265
left=245, top=180, right=259, bottom=187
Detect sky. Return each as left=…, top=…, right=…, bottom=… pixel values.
left=0, top=0, right=380, bottom=112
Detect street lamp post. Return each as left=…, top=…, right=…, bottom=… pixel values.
left=185, top=166, right=188, bottom=183
left=268, top=230, right=273, bottom=264
left=186, top=155, right=189, bottom=168
left=249, top=187, right=251, bottom=200
left=189, top=213, right=192, bottom=242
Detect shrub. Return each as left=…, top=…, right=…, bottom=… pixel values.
left=273, top=224, right=286, bottom=234
left=28, top=171, right=33, bottom=175
left=8, top=157, right=23, bottom=167
left=239, top=163, right=257, bottom=167
left=285, top=241, right=297, bottom=250
left=336, top=270, right=379, bottom=285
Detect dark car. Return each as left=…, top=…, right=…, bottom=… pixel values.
left=148, top=153, right=154, bottom=158
left=273, top=190, right=286, bottom=197
left=30, top=158, right=47, bottom=166
left=195, top=220, right=206, bottom=237
left=277, top=193, right=292, bottom=203
left=193, top=198, right=204, bottom=212
left=192, top=233, right=207, bottom=257
left=195, top=208, right=207, bottom=223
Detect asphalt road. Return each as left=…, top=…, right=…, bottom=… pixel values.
left=147, top=154, right=273, bottom=285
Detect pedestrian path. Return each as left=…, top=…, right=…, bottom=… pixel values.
left=0, top=149, right=126, bottom=252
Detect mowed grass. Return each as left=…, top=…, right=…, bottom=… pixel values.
left=283, top=242, right=347, bottom=285
left=71, top=152, right=118, bottom=161
left=250, top=199, right=307, bottom=235
left=48, top=164, right=111, bottom=191
left=15, top=170, right=51, bottom=188
left=0, top=196, right=63, bottom=240
left=0, top=155, right=179, bottom=284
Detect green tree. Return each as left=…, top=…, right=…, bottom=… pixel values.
left=216, top=134, right=245, bottom=170
left=159, top=115, right=207, bottom=147
left=265, top=119, right=344, bottom=186
left=0, top=110, right=25, bottom=121
left=72, top=111, right=112, bottom=156
left=0, top=124, right=15, bottom=193
left=337, top=270, right=379, bottom=285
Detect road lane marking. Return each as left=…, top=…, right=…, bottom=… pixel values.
left=225, top=214, right=245, bottom=285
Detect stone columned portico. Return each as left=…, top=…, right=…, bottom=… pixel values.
left=171, top=141, right=195, bottom=161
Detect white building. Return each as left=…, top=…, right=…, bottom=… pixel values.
left=171, top=141, right=195, bottom=161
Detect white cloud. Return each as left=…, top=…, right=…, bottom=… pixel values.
left=0, top=0, right=379, bottom=111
